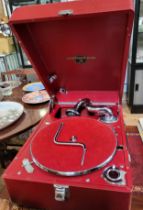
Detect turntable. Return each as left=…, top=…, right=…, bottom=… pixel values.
left=3, top=1, right=134, bottom=210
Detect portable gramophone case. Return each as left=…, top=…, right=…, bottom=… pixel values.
left=3, top=0, right=134, bottom=209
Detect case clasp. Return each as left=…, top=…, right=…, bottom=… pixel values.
left=54, top=184, right=69, bottom=201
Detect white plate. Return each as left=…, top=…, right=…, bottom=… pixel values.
left=0, top=102, right=24, bottom=130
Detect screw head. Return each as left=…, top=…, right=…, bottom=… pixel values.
left=17, top=171, right=22, bottom=175
left=70, top=136, right=77, bottom=142
left=85, top=178, right=90, bottom=183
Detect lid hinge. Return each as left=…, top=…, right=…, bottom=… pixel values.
left=49, top=95, right=56, bottom=113
left=58, top=9, right=73, bottom=16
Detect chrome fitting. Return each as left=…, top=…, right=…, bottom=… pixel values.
left=87, top=106, right=117, bottom=123
left=66, top=98, right=91, bottom=117
left=103, top=165, right=126, bottom=185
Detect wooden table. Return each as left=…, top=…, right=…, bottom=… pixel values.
left=0, top=84, right=49, bottom=142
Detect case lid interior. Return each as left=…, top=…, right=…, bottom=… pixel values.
left=9, top=0, right=134, bottom=102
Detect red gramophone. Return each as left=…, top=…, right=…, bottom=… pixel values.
left=3, top=0, right=134, bottom=209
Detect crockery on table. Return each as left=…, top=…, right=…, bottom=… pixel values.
left=22, top=82, right=45, bottom=92
left=0, top=101, right=24, bottom=130
left=22, top=90, right=50, bottom=104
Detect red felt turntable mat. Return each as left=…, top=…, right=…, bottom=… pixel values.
left=30, top=117, right=117, bottom=175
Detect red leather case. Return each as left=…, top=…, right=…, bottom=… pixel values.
left=3, top=1, right=134, bottom=209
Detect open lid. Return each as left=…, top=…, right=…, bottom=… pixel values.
left=9, top=0, right=134, bottom=102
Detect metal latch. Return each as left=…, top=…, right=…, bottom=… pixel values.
left=54, top=185, right=69, bottom=201
left=22, top=159, right=34, bottom=174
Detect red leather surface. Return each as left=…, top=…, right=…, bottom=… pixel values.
left=9, top=0, right=134, bottom=100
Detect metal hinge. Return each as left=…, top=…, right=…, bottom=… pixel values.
left=54, top=184, right=69, bottom=201
left=49, top=95, right=56, bottom=113
left=58, top=9, right=73, bottom=16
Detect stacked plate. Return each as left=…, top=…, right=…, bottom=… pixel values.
left=22, top=82, right=50, bottom=104
left=22, top=90, right=50, bottom=104
left=22, top=82, right=45, bottom=92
